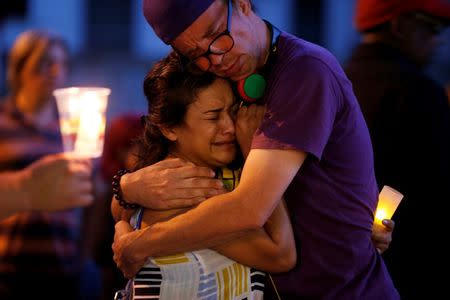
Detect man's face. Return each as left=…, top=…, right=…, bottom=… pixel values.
left=407, top=13, right=447, bottom=67
left=172, top=0, right=260, bottom=81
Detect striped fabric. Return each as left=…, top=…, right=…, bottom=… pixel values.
left=130, top=167, right=265, bottom=300
left=133, top=250, right=265, bottom=300
left=0, top=98, right=83, bottom=297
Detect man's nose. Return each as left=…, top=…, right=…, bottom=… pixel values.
left=208, top=53, right=225, bottom=66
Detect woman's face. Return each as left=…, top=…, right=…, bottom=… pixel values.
left=20, top=42, right=69, bottom=100
left=170, top=78, right=238, bottom=168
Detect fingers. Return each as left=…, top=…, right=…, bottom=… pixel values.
left=175, top=176, right=223, bottom=189
left=115, top=220, right=134, bottom=239
left=75, top=193, right=95, bottom=207
left=247, top=104, right=258, bottom=118
left=113, top=225, right=133, bottom=251
left=150, top=186, right=225, bottom=210
left=255, top=105, right=266, bottom=123
left=376, top=242, right=389, bottom=254
left=69, top=156, right=92, bottom=171
left=372, top=238, right=389, bottom=254
left=152, top=159, right=216, bottom=179
left=152, top=157, right=192, bottom=170
left=372, top=221, right=393, bottom=255
left=237, top=105, right=247, bottom=118
left=382, top=219, right=395, bottom=231
left=175, top=165, right=216, bottom=179
left=145, top=157, right=216, bottom=179
left=112, top=221, right=141, bottom=279
left=75, top=180, right=93, bottom=195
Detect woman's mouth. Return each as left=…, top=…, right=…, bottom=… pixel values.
left=212, top=140, right=236, bottom=149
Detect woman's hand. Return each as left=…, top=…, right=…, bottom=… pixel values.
left=112, top=221, right=148, bottom=278
left=235, top=104, right=266, bottom=158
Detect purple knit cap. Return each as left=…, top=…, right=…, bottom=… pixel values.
left=143, top=0, right=216, bottom=44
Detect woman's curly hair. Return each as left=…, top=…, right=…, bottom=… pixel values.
left=135, top=52, right=218, bottom=170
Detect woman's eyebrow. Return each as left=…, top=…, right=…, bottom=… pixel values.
left=202, top=107, right=223, bottom=114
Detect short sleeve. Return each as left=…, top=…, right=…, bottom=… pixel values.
left=252, top=55, right=342, bottom=160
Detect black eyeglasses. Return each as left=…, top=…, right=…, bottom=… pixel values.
left=413, top=13, right=447, bottom=34
left=188, top=0, right=234, bottom=71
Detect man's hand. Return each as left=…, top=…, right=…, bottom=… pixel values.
left=23, top=153, right=94, bottom=211
left=112, top=221, right=147, bottom=278
left=120, top=158, right=223, bottom=210
left=235, top=104, right=265, bottom=158
left=372, top=219, right=395, bottom=254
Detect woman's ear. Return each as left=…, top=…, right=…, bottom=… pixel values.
left=160, top=126, right=178, bottom=142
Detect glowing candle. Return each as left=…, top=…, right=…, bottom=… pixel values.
left=54, top=87, right=110, bottom=158
left=374, top=185, right=404, bottom=224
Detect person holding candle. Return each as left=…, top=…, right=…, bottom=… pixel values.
left=0, top=30, right=96, bottom=299
left=112, top=1, right=399, bottom=298
left=345, top=0, right=450, bottom=298
left=0, top=153, right=93, bottom=221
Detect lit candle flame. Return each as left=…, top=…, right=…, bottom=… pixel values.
left=374, top=186, right=403, bottom=224
left=54, top=87, right=110, bottom=158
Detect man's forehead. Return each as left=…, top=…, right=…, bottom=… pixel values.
left=172, top=1, right=226, bottom=52
left=143, top=0, right=217, bottom=44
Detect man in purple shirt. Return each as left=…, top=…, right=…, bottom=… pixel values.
left=112, top=1, right=398, bottom=298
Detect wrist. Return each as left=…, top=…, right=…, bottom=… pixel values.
left=131, top=226, right=154, bottom=261
left=112, top=169, right=140, bottom=209
left=16, top=168, right=33, bottom=212
left=120, top=172, right=135, bottom=204
left=121, top=171, right=145, bottom=207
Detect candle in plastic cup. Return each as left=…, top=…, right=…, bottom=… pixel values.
left=54, top=87, right=110, bottom=158
left=375, top=185, right=404, bottom=224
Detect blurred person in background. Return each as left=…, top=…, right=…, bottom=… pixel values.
left=87, top=113, right=142, bottom=300
left=447, top=83, right=450, bottom=105
left=345, top=0, right=450, bottom=298
left=0, top=153, right=93, bottom=221
left=426, top=27, right=450, bottom=106
left=0, top=29, right=97, bottom=299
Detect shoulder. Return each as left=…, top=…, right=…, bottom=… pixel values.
left=266, top=34, right=347, bottom=106
left=268, top=32, right=349, bottom=103
left=275, top=32, right=343, bottom=78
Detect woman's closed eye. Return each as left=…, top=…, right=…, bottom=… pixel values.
left=204, top=113, right=220, bottom=121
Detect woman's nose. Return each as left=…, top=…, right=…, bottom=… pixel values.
left=221, top=113, right=235, bottom=135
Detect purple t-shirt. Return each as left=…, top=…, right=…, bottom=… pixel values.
left=252, top=32, right=399, bottom=299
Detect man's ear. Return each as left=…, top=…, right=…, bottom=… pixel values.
left=160, top=126, right=178, bottom=142
left=235, top=0, right=252, bottom=16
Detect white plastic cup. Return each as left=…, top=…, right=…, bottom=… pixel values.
left=374, top=185, right=404, bottom=224
left=54, top=87, right=110, bottom=158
